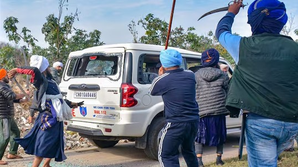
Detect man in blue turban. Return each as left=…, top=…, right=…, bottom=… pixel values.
left=149, top=49, right=199, bottom=167
left=195, top=48, right=230, bottom=166
left=215, top=0, right=298, bottom=166
left=201, top=48, right=220, bottom=67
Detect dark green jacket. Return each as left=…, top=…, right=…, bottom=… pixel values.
left=226, top=33, right=298, bottom=123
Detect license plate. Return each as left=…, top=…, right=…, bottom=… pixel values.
left=74, top=91, right=97, bottom=99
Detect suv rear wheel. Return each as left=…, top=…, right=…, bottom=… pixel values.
left=90, top=139, right=119, bottom=148
left=144, top=117, right=166, bottom=160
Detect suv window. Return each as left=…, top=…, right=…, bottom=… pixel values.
left=64, top=54, right=120, bottom=78
left=138, top=54, right=160, bottom=84
left=218, top=62, right=233, bottom=77
left=185, top=57, right=202, bottom=73
left=66, top=58, right=77, bottom=76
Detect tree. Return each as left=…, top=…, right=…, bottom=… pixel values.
left=169, top=26, right=187, bottom=48
left=1, top=16, right=37, bottom=67
left=214, top=44, right=234, bottom=65
left=128, top=20, right=138, bottom=43
left=67, top=29, right=104, bottom=52
left=137, top=13, right=168, bottom=45
left=3, top=16, right=38, bottom=67
left=88, top=30, right=104, bottom=46
left=127, top=14, right=234, bottom=65
left=41, top=0, right=79, bottom=61
left=295, top=29, right=298, bottom=42
left=0, top=43, right=26, bottom=69
left=41, top=0, right=104, bottom=63
left=32, top=46, right=50, bottom=58
left=129, top=13, right=214, bottom=52
left=3, top=16, right=38, bottom=48
left=281, top=14, right=295, bottom=36
left=2, top=0, right=105, bottom=69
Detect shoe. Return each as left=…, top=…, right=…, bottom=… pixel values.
left=197, top=156, right=204, bottom=167
left=284, top=148, right=295, bottom=152
left=216, top=155, right=225, bottom=166
left=6, top=154, right=23, bottom=159
left=0, top=160, right=7, bottom=165
left=216, top=159, right=225, bottom=166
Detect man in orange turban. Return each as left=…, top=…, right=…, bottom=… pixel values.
left=0, top=69, right=27, bottom=165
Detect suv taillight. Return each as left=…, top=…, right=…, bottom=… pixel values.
left=120, top=83, right=138, bottom=107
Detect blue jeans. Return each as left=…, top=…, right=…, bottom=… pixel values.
left=245, top=113, right=298, bottom=167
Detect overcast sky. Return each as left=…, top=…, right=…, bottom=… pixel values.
left=1, top=0, right=298, bottom=48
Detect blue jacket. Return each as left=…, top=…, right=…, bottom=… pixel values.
left=149, top=68, right=199, bottom=122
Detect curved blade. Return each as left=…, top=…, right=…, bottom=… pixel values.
left=11, top=77, right=30, bottom=100
left=198, top=6, right=229, bottom=21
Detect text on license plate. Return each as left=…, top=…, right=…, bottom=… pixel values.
left=74, top=92, right=97, bottom=99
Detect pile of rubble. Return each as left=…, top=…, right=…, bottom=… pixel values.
left=9, top=77, right=93, bottom=154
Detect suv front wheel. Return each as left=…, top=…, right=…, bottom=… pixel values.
left=144, top=117, right=166, bottom=160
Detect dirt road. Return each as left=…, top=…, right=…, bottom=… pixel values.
left=5, top=133, right=245, bottom=167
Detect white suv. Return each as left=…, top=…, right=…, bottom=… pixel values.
left=59, top=43, right=241, bottom=160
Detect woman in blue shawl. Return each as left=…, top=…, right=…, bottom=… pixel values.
left=8, top=55, right=79, bottom=167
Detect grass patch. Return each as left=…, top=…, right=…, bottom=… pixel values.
left=206, top=148, right=298, bottom=167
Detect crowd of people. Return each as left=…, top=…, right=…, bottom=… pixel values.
left=0, top=0, right=297, bottom=167
left=0, top=56, right=78, bottom=167
left=150, top=0, right=298, bottom=167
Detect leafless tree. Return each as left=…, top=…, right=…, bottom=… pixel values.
left=281, top=13, right=296, bottom=36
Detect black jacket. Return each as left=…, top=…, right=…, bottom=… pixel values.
left=0, top=82, right=18, bottom=118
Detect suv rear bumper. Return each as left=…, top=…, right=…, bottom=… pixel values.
left=66, top=118, right=148, bottom=137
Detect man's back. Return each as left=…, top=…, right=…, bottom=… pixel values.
left=149, top=49, right=199, bottom=167
left=195, top=67, right=229, bottom=117
left=150, top=68, right=199, bottom=122
left=226, top=33, right=298, bottom=122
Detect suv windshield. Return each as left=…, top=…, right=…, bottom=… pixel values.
left=64, top=53, right=121, bottom=80
left=85, top=59, right=116, bottom=76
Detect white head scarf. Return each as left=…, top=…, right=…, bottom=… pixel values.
left=53, top=61, right=63, bottom=68
left=30, top=55, right=49, bottom=72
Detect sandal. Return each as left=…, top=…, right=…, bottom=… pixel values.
left=0, top=160, right=7, bottom=165
left=6, top=154, right=23, bottom=159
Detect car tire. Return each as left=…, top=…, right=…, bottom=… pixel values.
left=90, top=139, right=119, bottom=148
left=144, top=117, right=166, bottom=160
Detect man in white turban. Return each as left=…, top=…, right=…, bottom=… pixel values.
left=50, top=61, right=63, bottom=84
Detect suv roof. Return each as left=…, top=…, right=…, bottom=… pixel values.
left=68, top=43, right=226, bottom=60
left=68, top=43, right=201, bottom=57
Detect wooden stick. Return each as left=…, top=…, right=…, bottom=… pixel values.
left=165, top=0, right=176, bottom=49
